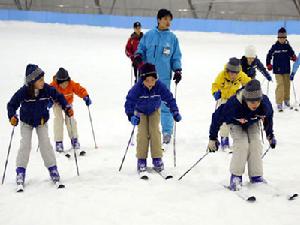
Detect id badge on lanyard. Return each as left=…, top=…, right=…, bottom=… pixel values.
left=163, top=47, right=171, bottom=56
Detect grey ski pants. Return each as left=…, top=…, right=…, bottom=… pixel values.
left=229, top=122, right=263, bottom=177
left=16, top=122, right=57, bottom=169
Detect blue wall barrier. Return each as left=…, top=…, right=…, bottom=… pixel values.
left=0, top=9, right=299, bottom=35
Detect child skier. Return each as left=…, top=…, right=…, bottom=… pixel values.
left=266, top=27, right=297, bottom=112
left=241, top=45, right=272, bottom=81
left=7, top=64, right=73, bottom=191
left=207, top=79, right=276, bottom=191
left=125, top=63, right=182, bottom=173
left=50, top=67, right=91, bottom=155
left=211, top=57, right=251, bottom=150
left=125, top=21, right=143, bottom=84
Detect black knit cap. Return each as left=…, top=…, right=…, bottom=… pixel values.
left=278, top=27, right=287, bottom=38
left=243, top=79, right=263, bottom=101
left=157, top=8, right=173, bottom=20
left=56, top=67, right=70, bottom=84
left=133, top=21, right=141, bottom=28
left=140, top=63, right=158, bottom=80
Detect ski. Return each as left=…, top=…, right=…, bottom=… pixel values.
left=55, top=181, right=65, bottom=189
left=153, top=169, right=173, bottom=180
left=224, top=185, right=256, bottom=202
left=138, top=171, right=149, bottom=180
left=16, top=184, right=24, bottom=192
left=255, top=182, right=298, bottom=201
left=79, top=151, right=86, bottom=156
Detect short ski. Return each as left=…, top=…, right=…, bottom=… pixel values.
left=224, top=185, right=256, bottom=202
left=55, top=181, right=65, bottom=189
left=17, top=184, right=24, bottom=192
left=139, top=171, right=149, bottom=180
left=153, top=169, right=173, bottom=180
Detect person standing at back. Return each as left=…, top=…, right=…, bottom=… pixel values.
left=266, top=27, right=297, bottom=112
left=133, top=9, right=182, bottom=144
left=125, top=21, right=143, bottom=84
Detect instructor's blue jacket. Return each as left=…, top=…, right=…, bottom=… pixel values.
left=209, top=91, right=274, bottom=140
left=136, top=28, right=182, bottom=82
left=125, top=79, right=179, bottom=118
left=7, top=83, right=68, bottom=127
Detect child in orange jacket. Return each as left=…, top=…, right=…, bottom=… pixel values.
left=50, top=67, right=91, bottom=154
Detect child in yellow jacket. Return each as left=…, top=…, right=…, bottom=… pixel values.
left=211, top=57, right=251, bottom=150
left=50, top=68, right=91, bottom=154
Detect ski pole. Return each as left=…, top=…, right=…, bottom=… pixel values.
left=292, top=81, right=299, bottom=110
left=2, top=127, right=15, bottom=184
left=87, top=106, right=98, bottom=149
left=178, top=151, right=209, bottom=180
left=119, top=125, right=136, bottom=172
left=267, top=81, right=270, bottom=96
left=69, top=117, right=80, bottom=176
left=131, top=65, right=133, bottom=87
left=261, top=146, right=271, bottom=159
left=173, top=84, right=178, bottom=167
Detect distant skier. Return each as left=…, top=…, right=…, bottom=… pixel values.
left=241, top=45, right=272, bottom=81
left=211, top=57, right=251, bottom=150
left=207, top=79, right=276, bottom=191
left=125, top=21, right=143, bottom=84
left=134, top=9, right=182, bottom=145
left=7, top=64, right=73, bottom=190
left=290, top=53, right=300, bottom=81
left=50, top=67, right=91, bottom=155
left=266, top=27, right=297, bottom=112
left=125, top=63, right=182, bottom=173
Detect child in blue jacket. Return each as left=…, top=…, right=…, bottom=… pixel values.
left=125, top=63, right=182, bottom=173
left=207, top=80, right=276, bottom=191
left=7, top=64, right=73, bottom=190
left=266, top=27, right=297, bottom=111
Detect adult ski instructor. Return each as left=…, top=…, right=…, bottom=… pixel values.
left=133, top=8, right=182, bottom=144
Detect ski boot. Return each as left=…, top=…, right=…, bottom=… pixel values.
left=250, top=176, right=265, bottom=184
left=229, top=174, right=242, bottom=191
left=16, top=167, right=26, bottom=185
left=220, top=136, right=230, bottom=150
left=137, top=159, right=147, bottom=173
left=48, top=165, right=60, bottom=183
left=277, top=104, right=283, bottom=112
left=152, top=158, right=164, bottom=172
left=55, top=141, right=64, bottom=153
left=71, top=138, right=80, bottom=149
left=163, top=133, right=172, bottom=144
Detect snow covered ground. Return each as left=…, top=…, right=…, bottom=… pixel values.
left=0, top=21, right=300, bottom=225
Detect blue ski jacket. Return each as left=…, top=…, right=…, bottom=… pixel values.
left=209, top=90, right=274, bottom=140
left=125, top=79, right=179, bottom=118
left=292, top=53, right=300, bottom=75
left=266, top=41, right=295, bottom=74
left=7, top=83, right=68, bottom=127
left=135, top=28, right=182, bottom=82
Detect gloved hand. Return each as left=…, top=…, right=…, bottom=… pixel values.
left=268, top=135, right=276, bottom=149
left=290, top=72, right=295, bottom=81
left=207, top=139, right=219, bottom=152
left=267, top=64, right=273, bottom=71
left=83, top=95, right=92, bottom=106
left=130, top=55, right=135, bottom=62
left=65, top=105, right=74, bottom=117
left=133, top=54, right=143, bottom=68
left=10, top=115, right=18, bottom=126
left=291, top=55, right=297, bottom=62
left=266, top=75, right=272, bottom=82
left=173, top=70, right=182, bottom=84
left=130, top=115, right=140, bottom=126
left=172, top=111, right=182, bottom=122
left=47, top=99, right=54, bottom=110
left=213, top=90, right=221, bottom=101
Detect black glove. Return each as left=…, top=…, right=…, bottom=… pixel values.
left=133, top=54, right=143, bottom=68
left=173, top=69, right=182, bottom=84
